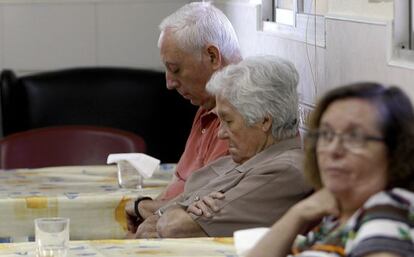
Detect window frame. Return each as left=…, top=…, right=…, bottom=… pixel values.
left=389, top=0, right=414, bottom=70
left=260, top=0, right=326, bottom=48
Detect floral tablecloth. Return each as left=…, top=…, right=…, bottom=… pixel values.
left=0, top=237, right=237, bottom=257
left=0, top=165, right=174, bottom=243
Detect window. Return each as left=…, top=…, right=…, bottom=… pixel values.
left=261, top=0, right=297, bottom=26
left=262, top=0, right=328, bottom=27
left=260, top=0, right=327, bottom=48
left=391, top=0, right=414, bottom=68
left=394, top=0, right=413, bottom=50
left=275, top=0, right=297, bottom=26
left=299, top=0, right=328, bottom=15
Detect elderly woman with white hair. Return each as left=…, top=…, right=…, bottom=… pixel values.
left=128, top=56, right=312, bottom=238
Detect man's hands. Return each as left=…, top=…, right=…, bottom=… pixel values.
left=125, top=199, right=140, bottom=234
left=124, top=197, right=160, bottom=239
left=125, top=191, right=222, bottom=239
left=125, top=197, right=167, bottom=234
left=134, top=215, right=160, bottom=238
left=187, top=191, right=225, bottom=218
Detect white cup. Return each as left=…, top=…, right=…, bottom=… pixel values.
left=34, top=217, right=70, bottom=257
left=233, top=227, right=269, bottom=257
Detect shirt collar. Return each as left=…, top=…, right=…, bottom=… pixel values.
left=199, top=107, right=218, bottom=127
left=210, top=136, right=302, bottom=175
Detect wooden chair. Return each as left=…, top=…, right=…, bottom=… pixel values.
left=0, top=125, right=146, bottom=169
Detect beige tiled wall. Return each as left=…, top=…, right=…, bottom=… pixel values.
left=218, top=0, right=414, bottom=105
left=3, top=4, right=96, bottom=70
left=0, top=0, right=189, bottom=72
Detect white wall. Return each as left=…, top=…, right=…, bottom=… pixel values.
left=217, top=1, right=326, bottom=106
left=217, top=0, right=414, bottom=104
left=0, top=0, right=411, bottom=101
left=329, top=0, right=393, bottom=19
left=0, top=0, right=189, bottom=72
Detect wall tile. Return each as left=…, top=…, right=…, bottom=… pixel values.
left=96, top=2, right=186, bottom=69
left=325, top=18, right=414, bottom=100
left=3, top=3, right=96, bottom=70
left=220, top=2, right=326, bottom=105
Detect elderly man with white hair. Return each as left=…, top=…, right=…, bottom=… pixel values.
left=125, top=3, right=244, bottom=230
left=128, top=55, right=312, bottom=238
left=157, top=2, right=242, bottom=199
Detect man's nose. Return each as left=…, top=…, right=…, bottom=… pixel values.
left=217, top=124, right=227, bottom=139
left=166, top=72, right=179, bottom=90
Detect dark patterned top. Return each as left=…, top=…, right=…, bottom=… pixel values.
left=292, top=188, right=414, bottom=257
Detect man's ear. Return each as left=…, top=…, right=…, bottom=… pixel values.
left=261, top=116, right=272, bottom=132
left=205, top=45, right=222, bottom=70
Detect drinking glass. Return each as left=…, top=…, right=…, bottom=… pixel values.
left=117, top=160, right=143, bottom=189
left=34, top=217, right=70, bottom=257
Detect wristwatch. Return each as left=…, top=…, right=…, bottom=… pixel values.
left=134, top=196, right=152, bottom=220
left=153, top=201, right=179, bottom=217
left=154, top=208, right=164, bottom=217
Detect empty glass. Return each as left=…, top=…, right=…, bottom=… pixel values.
left=34, top=217, right=70, bottom=257
left=117, top=160, right=143, bottom=189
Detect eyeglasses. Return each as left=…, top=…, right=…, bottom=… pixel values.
left=306, top=128, right=384, bottom=150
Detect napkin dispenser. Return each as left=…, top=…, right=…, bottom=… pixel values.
left=107, top=153, right=160, bottom=189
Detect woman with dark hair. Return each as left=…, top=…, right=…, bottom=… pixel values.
left=247, top=82, right=414, bottom=257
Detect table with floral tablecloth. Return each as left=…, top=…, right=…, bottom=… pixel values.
left=0, top=164, right=175, bottom=243
left=0, top=237, right=238, bottom=257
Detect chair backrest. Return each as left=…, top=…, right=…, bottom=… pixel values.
left=0, top=125, right=147, bottom=169
left=0, top=67, right=197, bottom=163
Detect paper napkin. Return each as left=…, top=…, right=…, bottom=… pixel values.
left=107, top=153, right=160, bottom=179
